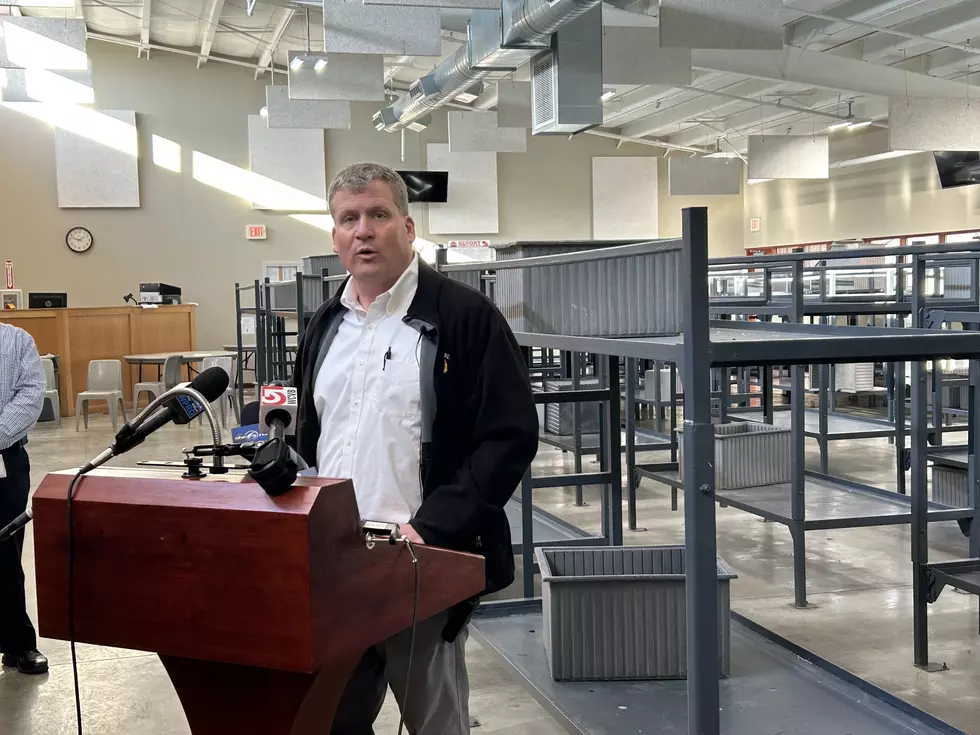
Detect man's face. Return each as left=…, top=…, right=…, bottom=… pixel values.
left=331, top=180, right=416, bottom=288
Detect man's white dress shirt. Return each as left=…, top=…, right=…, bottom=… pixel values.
left=313, top=255, right=423, bottom=524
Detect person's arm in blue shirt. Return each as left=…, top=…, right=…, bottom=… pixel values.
left=0, top=330, right=46, bottom=449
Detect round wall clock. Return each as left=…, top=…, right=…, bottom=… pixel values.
left=66, top=227, right=94, bottom=254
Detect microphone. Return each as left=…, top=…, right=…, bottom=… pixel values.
left=0, top=508, right=31, bottom=543
left=81, top=367, right=229, bottom=474
left=249, top=385, right=307, bottom=496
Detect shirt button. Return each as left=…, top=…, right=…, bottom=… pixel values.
left=345, top=440, right=352, bottom=447
left=367, top=324, right=375, bottom=330
left=358, top=360, right=364, bottom=366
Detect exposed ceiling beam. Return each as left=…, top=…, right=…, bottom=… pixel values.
left=584, top=129, right=713, bottom=155
left=254, top=6, right=295, bottom=80
left=690, top=46, right=974, bottom=99
left=139, top=0, right=151, bottom=58
left=786, top=3, right=980, bottom=57
left=197, top=0, right=226, bottom=68
left=785, top=0, right=922, bottom=46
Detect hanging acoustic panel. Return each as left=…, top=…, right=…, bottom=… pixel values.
left=448, top=110, right=527, bottom=153
left=247, top=114, right=327, bottom=211
left=888, top=97, right=980, bottom=152
left=0, top=67, right=93, bottom=103
left=602, top=26, right=692, bottom=86
left=55, top=109, right=139, bottom=208
left=287, top=52, right=385, bottom=101
left=426, top=143, right=499, bottom=235
left=363, top=0, right=500, bottom=8
left=497, top=80, right=532, bottom=129
left=748, top=135, right=829, bottom=180
left=592, top=157, right=658, bottom=239
left=659, top=0, right=783, bottom=51
left=265, top=85, right=351, bottom=130
left=322, top=0, right=441, bottom=56
left=0, top=17, right=87, bottom=69
left=668, top=157, right=741, bottom=195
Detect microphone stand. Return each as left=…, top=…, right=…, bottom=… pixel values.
left=85, top=386, right=223, bottom=474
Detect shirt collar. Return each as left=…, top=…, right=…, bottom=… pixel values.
left=340, top=253, right=419, bottom=316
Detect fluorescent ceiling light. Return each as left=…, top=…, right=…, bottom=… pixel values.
left=600, top=89, right=616, bottom=101
left=833, top=150, right=916, bottom=169
left=747, top=178, right=772, bottom=185
left=828, top=121, right=851, bottom=131
left=849, top=120, right=873, bottom=130
left=314, top=58, right=328, bottom=72
left=259, top=106, right=268, bottom=117
left=704, top=151, right=741, bottom=158
left=290, top=56, right=305, bottom=71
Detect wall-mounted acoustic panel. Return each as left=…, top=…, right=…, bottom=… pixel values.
left=668, top=156, right=741, bottom=195
left=592, top=157, right=658, bottom=239
left=602, top=26, right=692, bottom=86
left=888, top=97, right=980, bottom=152
left=322, top=0, right=441, bottom=56
left=0, top=17, right=87, bottom=69
left=55, top=109, right=139, bottom=208
left=497, top=80, right=532, bottom=128
left=0, top=67, right=93, bottom=103
left=265, top=85, right=351, bottom=129
left=659, top=0, right=783, bottom=50
left=287, top=52, right=385, bottom=101
left=247, top=114, right=327, bottom=211
left=426, top=143, right=498, bottom=235
left=448, top=110, right=527, bottom=153
left=748, top=135, right=829, bottom=180
left=364, top=0, right=500, bottom=8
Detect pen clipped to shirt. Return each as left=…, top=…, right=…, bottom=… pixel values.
left=383, top=346, right=392, bottom=371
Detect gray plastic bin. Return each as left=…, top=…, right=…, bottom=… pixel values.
left=678, top=422, right=791, bottom=490
left=537, top=546, right=736, bottom=681
left=932, top=465, right=969, bottom=508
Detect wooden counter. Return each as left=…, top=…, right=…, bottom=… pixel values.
left=0, top=305, right=196, bottom=416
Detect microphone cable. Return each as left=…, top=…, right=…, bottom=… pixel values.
left=66, top=468, right=86, bottom=735
left=397, top=538, right=420, bottom=735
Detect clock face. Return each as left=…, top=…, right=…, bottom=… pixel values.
left=66, top=227, right=93, bottom=253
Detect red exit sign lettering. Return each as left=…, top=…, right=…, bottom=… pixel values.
left=246, top=225, right=267, bottom=240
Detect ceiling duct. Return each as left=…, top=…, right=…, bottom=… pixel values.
left=373, top=0, right=606, bottom=133
left=530, top=6, right=602, bottom=135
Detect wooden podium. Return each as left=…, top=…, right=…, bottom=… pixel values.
left=31, top=469, right=485, bottom=734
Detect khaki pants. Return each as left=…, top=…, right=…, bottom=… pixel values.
left=331, top=612, right=470, bottom=735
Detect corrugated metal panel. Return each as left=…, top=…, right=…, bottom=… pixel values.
left=538, top=546, right=734, bottom=681
left=678, top=422, right=791, bottom=490
left=932, top=465, right=969, bottom=508
left=494, top=240, right=683, bottom=337
left=446, top=270, right=485, bottom=292
left=834, top=363, right=875, bottom=393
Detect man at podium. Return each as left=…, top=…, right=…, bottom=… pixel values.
left=290, top=162, right=538, bottom=734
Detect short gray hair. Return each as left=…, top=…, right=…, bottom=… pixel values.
left=328, top=162, right=409, bottom=217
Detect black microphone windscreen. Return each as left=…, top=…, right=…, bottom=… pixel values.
left=241, top=401, right=260, bottom=426
left=190, top=366, right=230, bottom=402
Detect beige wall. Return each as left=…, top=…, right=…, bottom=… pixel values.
left=657, top=158, right=745, bottom=256
left=744, top=152, right=980, bottom=249
left=1, top=41, right=744, bottom=348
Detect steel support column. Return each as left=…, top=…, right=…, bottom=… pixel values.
left=790, top=260, right=808, bottom=609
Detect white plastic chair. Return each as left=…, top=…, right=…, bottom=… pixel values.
left=200, top=356, right=239, bottom=427
left=134, top=354, right=183, bottom=409
left=41, top=358, right=61, bottom=427
left=76, top=360, right=127, bottom=431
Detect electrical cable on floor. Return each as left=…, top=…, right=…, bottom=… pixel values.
left=66, top=470, right=85, bottom=735
left=397, top=537, right=421, bottom=735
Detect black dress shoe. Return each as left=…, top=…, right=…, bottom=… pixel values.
left=1, top=650, right=49, bottom=675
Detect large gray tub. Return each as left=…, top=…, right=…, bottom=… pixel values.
left=537, top=546, right=736, bottom=681
left=678, top=421, right=791, bottom=490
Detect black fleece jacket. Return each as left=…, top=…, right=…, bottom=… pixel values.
left=291, top=260, right=539, bottom=595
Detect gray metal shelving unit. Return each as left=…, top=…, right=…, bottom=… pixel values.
left=441, top=211, right=980, bottom=735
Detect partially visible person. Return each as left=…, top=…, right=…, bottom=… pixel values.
left=0, top=322, right=48, bottom=675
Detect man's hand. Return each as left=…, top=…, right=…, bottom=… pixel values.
left=399, top=523, right=425, bottom=545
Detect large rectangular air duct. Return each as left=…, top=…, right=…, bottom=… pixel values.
left=531, top=5, right=602, bottom=135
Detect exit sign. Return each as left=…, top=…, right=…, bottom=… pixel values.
left=749, top=217, right=762, bottom=233
left=246, top=225, right=267, bottom=240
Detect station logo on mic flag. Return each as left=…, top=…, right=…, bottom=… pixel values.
left=261, top=385, right=298, bottom=406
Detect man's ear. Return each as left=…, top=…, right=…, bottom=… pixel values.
left=405, top=215, right=417, bottom=243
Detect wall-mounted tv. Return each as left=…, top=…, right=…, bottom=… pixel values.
left=934, top=151, right=980, bottom=189
left=398, top=171, right=449, bottom=203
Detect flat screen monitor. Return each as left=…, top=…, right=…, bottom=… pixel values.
left=934, top=151, right=980, bottom=189
left=29, top=292, right=68, bottom=309
left=398, top=171, right=449, bottom=203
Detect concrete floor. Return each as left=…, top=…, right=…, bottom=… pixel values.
left=3, top=409, right=979, bottom=733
